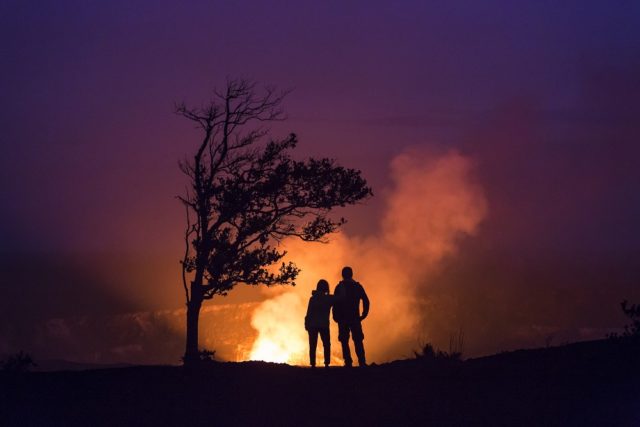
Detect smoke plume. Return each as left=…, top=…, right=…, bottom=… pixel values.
left=249, top=148, right=488, bottom=364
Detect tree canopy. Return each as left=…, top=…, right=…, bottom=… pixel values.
left=176, top=79, right=372, bottom=363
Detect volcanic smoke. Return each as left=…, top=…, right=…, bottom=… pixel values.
left=249, top=148, right=488, bottom=364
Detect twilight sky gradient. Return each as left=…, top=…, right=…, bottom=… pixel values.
left=1, top=1, right=639, bottom=364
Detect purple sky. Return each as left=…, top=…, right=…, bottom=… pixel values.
left=1, top=0, right=639, bottom=363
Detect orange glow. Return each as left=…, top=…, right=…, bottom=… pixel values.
left=249, top=293, right=308, bottom=363
left=248, top=149, right=488, bottom=365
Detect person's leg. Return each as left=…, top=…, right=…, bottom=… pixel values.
left=319, top=327, right=331, bottom=367
left=351, top=322, right=366, bottom=366
left=308, top=329, right=319, bottom=367
left=338, top=323, right=352, bottom=367
left=354, top=340, right=366, bottom=366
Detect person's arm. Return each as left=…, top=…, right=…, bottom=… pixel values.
left=360, top=285, right=370, bottom=321
left=327, top=294, right=335, bottom=307
left=305, top=299, right=312, bottom=330
left=332, top=284, right=342, bottom=323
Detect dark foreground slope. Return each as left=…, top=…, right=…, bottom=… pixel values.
left=1, top=339, right=639, bottom=426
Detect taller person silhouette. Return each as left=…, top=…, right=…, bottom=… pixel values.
left=332, top=266, right=370, bottom=367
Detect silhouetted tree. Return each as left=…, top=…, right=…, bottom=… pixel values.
left=1, top=351, right=36, bottom=372
left=176, top=79, right=372, bottom=365
left=620, top=300, right=640, bottom=338
left=607, top=300, right=640, bottom=340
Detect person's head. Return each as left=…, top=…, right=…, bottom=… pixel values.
left=316, top=279, right=329, bottom=294
left=341, top=266, right=353, bottom=280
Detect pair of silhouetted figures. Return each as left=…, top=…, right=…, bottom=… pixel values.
left=304, top=266, right=370, bottom=367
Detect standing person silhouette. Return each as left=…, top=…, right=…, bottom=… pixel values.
left=333, top=266, right=370, bottom=367
left=304, top=279, right=334, bottom=368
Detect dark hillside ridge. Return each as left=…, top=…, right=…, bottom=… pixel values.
left=1, top=339, right=639, bottom=426
left=33, top=359, right=136, bottom=372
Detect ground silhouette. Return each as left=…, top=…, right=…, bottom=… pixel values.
left=1, top=338, right=639, bottom=426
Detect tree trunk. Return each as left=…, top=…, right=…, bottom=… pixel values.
left=184, top=254, right=206, bottom=367
left=184, top=297, right=202, bottom=366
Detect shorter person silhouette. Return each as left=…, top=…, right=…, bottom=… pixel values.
left=304, top=279, right=334, bottom=368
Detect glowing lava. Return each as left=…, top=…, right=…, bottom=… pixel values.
left=248, top=293, right=308, bottom=364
